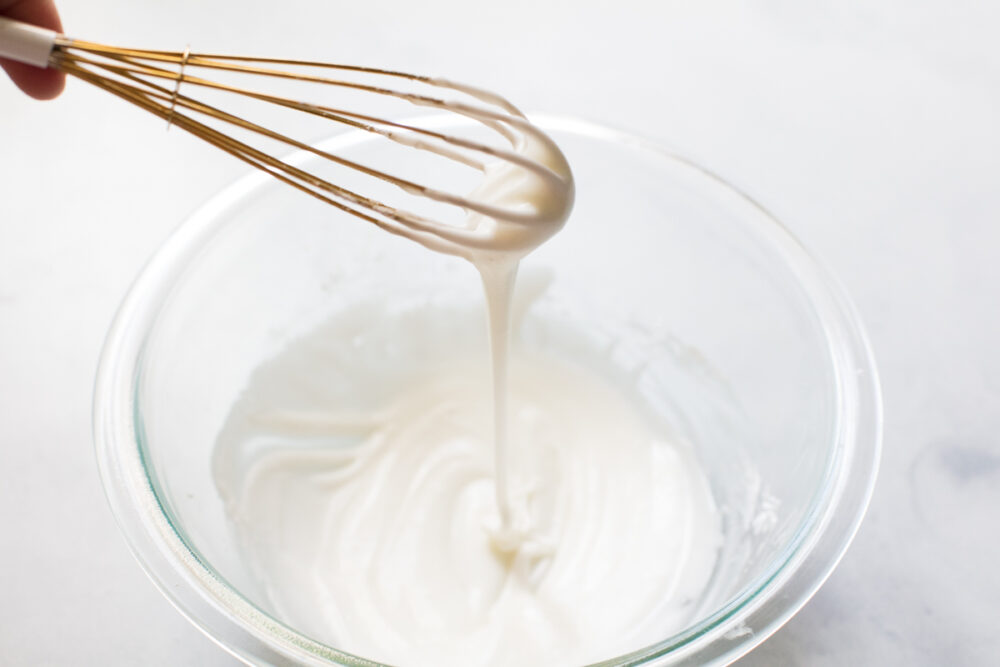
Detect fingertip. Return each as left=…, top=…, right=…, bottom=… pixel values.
left=4, top=0, right=63, bottom=33
left=31, top=66, right=66, bottom=99
left=2, top=60, right=66, bottom=99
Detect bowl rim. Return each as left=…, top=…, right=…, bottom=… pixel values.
left=93, top=115, right=882, bottom=667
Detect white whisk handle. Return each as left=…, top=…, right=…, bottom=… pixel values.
left=0, top=17, right=57, bottom=68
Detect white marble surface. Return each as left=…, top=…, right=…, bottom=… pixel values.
left=1, top=1, right=997, bottom=664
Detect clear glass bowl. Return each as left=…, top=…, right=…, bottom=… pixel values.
left=94, top=116, right=881, bottom=666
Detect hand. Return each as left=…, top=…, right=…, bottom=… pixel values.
left=1, top=0, right=64, bottom=99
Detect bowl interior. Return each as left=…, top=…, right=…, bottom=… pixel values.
left=112, top=117, right=876, bottom=665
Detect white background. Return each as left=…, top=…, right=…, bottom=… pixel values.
left=2, top=1, right=998, bottom=664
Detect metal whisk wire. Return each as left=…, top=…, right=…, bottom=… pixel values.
left=0, top=17, right=570, bottom=249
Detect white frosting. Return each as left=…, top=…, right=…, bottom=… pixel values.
left=213, top=113, right=722, bottom=665
left=461, top=116, right=574, bottom=539
left=375, top=82, right=574, bottom=258
left=215, top=354, right=720, bottom=666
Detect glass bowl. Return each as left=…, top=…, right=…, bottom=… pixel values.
left=94, top=116, right=881, bottom=666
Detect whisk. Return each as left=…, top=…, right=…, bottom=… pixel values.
left=0, top=17, right=572, bottom=255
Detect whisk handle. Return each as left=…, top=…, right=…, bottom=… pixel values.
left=0, top=16, right=57, bottom=69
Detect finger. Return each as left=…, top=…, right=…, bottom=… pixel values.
left=0, top=0, right=65, bottom=99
